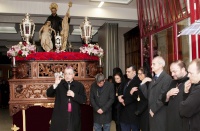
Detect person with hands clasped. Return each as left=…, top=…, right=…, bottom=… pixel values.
left=162, top=60, right=189, bottom=131
left=132, top=67, right=152, bottom=131
left=46, top=66, right=86, bottom=131
left=90, top=73, right=115, bottom=131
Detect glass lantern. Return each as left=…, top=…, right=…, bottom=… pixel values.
left=19, top=13, right=35, bottom=44
left=80, top=17, right=92, bottom=44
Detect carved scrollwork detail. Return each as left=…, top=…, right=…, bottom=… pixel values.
left=15, top=85, right=23, bottom=93
left=87, top=63, right=98, bottom=77
left=14, top=84, right=51, bottom=99
left=50, top=64, right=66, bottom=74
left=81, top=80, right=94, bottom=104
left=9, top=104, right=31, bottom=116
left=16, top=63, right=30, bottom=78
left=39, top=63, right=79, bottom=77
left=34, top=103, right=54, bottom=108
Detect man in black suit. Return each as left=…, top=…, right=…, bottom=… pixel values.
left=118, top=65, right=141, bottom=131
left=148, top=56, right=172, bottom=131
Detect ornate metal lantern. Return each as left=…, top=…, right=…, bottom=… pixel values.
left=19, top=13, right=35, bottom=44
left=55, top=32, right=62, bottom=53
left=80, top=17, right=92, bottom=44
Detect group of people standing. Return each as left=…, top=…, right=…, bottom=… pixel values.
left=90, top=56, right=200, bottom=131
left=47, top=56, right=200, bottom=131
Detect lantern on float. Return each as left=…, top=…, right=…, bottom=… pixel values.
left=80, top=17, right=92, bottom=44
left=19, top=13, right=35, bottom=44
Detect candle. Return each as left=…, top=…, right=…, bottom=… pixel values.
left=99, top=58, right=102, bottom=66
left=13, top=56, right=16, bottom=67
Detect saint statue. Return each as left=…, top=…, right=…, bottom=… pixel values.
left=39, top=21, right=56, bottom=52
left=60, top=1, right=72, bottom=51
left=46, top=3, right=63, bottom=50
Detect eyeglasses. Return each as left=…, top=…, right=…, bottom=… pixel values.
left=138, top=73, right=143, bottom=75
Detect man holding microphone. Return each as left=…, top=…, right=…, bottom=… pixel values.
left=47, top=66, right=86, bottom=131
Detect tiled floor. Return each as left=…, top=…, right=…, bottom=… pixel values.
left=0, top=107, right=116, bottom=131
left=0, top=108, right=12, bottom=131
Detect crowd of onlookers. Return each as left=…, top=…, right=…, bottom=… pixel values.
left=0, top=79, right=9, bottom=109
left=94, top=56, right=200, bottom=131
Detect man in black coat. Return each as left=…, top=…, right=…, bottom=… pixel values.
left=179, top=59, right=200, bottom=131
left=118, top=65, right=141, bottom=131
left=46, top=66, right=86, bottom=131
left=90, top=73, right=115, bottom=131
left=162, top=60, right=189, bottom=131
left=148, top=56, right=172, bottom=131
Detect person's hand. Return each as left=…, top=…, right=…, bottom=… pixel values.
left=118, top=95, right=124, bottom=103
left=149, top=109, right=154, bottom=117
left=130, top=87, right=138, bottom=95
left=67, top=90, right=75, bottom=97
left=54, top=73, right=62, bottom=85
left=97, top=109, right=103, bottom=114
left=122, top=102, right=125, bottom=106
left=184, top=80, right=191, bottom=93
left=141, top=77, right=152, bottom=84
left=166, top=88, right=179, bottom=98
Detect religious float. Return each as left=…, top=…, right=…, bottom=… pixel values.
left=8, top=2, right=103, bottom=130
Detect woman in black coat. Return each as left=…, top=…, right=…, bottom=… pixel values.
left=134, top=67, right=152, bottom=131
left=112, top=71, right=126, bottom=131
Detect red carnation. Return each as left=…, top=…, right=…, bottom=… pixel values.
left=94, top=46, right=98, bottom=50
left=22, top=41, right=27, bottom=46
left=18, top=50, right=22, bottom=55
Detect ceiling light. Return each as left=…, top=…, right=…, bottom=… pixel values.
left=0, top=27, right=17, bottom=33
left=98, top=1, right=104, bottom=8
left=91, top=0, right=132, bottom=4
left=71, top=29, right=98, bottom=36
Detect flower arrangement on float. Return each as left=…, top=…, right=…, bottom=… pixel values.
left=79, top=43, right=104, bottom=66
left=7, top=41, right=36, bottom=66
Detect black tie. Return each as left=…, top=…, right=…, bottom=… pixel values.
left=154, top=75, right=158, bottom=82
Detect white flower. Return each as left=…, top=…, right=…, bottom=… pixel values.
left=80, top=43, right=104, bottom=58
left=7, top=41, right=36, bottom=57
left=22, top=50, right=29, bottom=57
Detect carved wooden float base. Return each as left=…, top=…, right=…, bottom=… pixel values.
left=9, top=60, right=98, bottom=116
